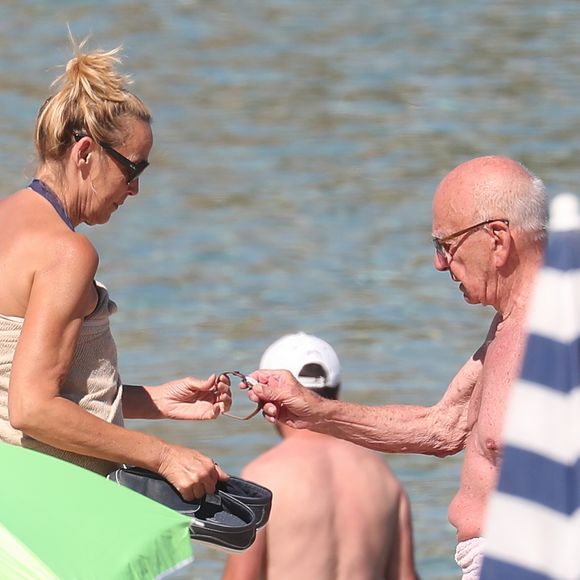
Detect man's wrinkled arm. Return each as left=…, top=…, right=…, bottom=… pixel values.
left=309, top=355, right=482, bottom=457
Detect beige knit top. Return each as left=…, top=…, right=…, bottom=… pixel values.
left=0, top=281, right=124, bottom=475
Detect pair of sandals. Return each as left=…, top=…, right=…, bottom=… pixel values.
left=107, top=466, right=272, bottom=553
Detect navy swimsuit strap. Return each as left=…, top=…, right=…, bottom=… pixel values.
left=29, top=179, right=75, bottom=231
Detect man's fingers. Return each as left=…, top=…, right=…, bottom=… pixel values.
left=248, top=388, right=260, bottom=403
left=264, top=412, right=277, bottom=424
left=247, top=380, right=269, bottom=398
left=262, top=402, right=279, bottom=418
left=239, top=376, right=257, bottom=391
left=251, top=382, right=282, bottom=404
left=250, top=369, right=273, bottom=383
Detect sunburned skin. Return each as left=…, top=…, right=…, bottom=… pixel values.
left=448, top=312, right=528, bottom=540
left=223, top=430, right=418, bottom=580
left=486, top=438, right=500, bottom=460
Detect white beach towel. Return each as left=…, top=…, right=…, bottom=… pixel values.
left=455, top=537, right=486, bottom=580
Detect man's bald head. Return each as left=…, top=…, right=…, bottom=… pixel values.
left=433, top=156, right=547, bottom=240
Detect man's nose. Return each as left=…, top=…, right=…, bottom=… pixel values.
left=434, top=251, right=449, bottom=271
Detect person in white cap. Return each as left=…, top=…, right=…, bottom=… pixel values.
left=223, top=332, right=417, bottom=580
left=248, top=156, right=548, bottom=580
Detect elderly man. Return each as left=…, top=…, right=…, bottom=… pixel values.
left=248, top=156, right=547, bottom=579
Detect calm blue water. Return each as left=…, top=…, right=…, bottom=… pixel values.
left=2, top=2, right=580, bottom=578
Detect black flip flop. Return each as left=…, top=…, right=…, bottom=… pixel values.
left=107, top=466, right=257, bottom=553
left=217, top=476, right=273, bottom=529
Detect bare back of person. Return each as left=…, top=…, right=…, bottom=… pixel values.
left=448, top=312, right=529, bottom=540
left=225, top=430, right=414, bottom=580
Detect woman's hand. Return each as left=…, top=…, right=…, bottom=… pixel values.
left=153, top=374, right=232, bottom=420
left=158, top=443, right=229, bottom=500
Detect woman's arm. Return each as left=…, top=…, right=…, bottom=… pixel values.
left=8, top=233, right=224, bottom=498
left=122, top=375, right=231, bottom=420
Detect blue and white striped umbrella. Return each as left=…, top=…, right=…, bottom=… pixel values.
left=481, top=192, right=580, bottom=580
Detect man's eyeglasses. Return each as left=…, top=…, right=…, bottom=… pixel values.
left=73, top=132, right=149, bottom=184
left=218, top=371, right=262, bottom=421
left=432, top=219, right=509, bottom=261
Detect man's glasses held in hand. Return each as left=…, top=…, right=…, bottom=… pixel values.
left=217, top=371, right=262, bottom=421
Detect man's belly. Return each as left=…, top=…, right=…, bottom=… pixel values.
left=448, top=443, right=499, bottom=541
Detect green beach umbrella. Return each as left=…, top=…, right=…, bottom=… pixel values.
left=0, top=443, right=194, bottom=579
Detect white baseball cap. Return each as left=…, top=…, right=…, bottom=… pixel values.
left=259, top=332, right=341, bottom=389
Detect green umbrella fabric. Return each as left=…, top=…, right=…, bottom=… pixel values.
left=0, top=443, right=194, bottom=579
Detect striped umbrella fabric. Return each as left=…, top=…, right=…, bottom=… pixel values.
left=481, top=192, right=580, bottom=580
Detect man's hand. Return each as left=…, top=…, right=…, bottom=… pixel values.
left=154, top=375, right=232, bottom=420
left=247, top=370, right=324, bottom=429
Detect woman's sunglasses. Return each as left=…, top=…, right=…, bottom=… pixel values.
left=100, top=142, right=149, bottom=184
left=73, top=132, right=149, bottom=184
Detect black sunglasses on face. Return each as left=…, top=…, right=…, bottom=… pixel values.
left=100, top=142, right=149, bottom=184
left=73, top=132, right=149, bottom=184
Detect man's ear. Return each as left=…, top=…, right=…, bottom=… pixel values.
left=490, top=221, right=511, bottom=267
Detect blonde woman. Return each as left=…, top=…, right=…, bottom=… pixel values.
left=0, top=40, right=230, bottom=499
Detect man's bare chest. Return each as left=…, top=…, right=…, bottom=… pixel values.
left=468, top=332, right=526, bottom=462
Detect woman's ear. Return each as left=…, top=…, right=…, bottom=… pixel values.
left=73, top=136, right=94, bottom=176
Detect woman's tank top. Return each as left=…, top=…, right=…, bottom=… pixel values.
left=0, top=281, right=124, bottom=475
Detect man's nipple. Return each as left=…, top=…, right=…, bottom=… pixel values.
left=485, top=438, right=501, bottom=464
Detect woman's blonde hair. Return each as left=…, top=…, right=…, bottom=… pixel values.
left=35, top=37, right=151, bottom=162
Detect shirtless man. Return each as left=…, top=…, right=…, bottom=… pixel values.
left=247, top=156, right=547, bottom=579
left=223, top=333, right=417, bottom=580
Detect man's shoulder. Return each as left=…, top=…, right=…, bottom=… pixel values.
left=240, top=436, right=333, bottom=484
left=241, top=442, right=290, bottom=475
left=242, top=436, right=394, bottom=482
left=335, top=439, right=399, bottom=473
